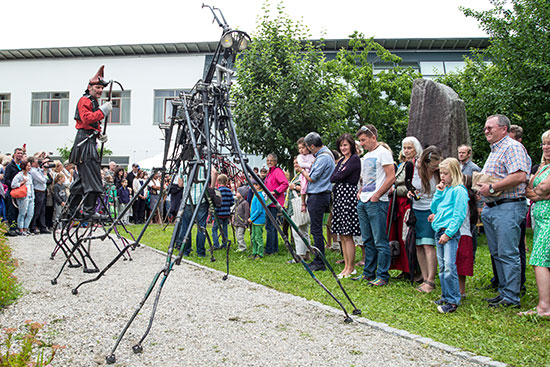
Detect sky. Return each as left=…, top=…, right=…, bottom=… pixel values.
left=1, top=0, right=494, bottom=50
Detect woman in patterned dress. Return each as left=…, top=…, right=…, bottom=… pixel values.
left=330, top=133, right=362, bottom=278
left=522, top=130, right=550, bottom=317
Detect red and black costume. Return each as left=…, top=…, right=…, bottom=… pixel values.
left=67, top=66, right=108, bottom=218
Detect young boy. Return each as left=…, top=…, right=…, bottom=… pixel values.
left=212, top=174, right=234, bottom=249
left=117, top=178, right=131, bottom=225
left=234, top=186, right=250, bottom=252
left=248, top=180, right=266, bottom=259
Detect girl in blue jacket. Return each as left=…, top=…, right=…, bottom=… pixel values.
left=249, top=181, right=266, bottom=259
left=428, top=158, right=468, bottom=314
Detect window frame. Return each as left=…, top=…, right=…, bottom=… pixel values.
left=31, top=92, right=70, bottom=126
left=0, top=93, right=10, bottom=126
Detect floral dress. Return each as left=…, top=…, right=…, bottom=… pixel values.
left=530, top=164, right=550, bottom=267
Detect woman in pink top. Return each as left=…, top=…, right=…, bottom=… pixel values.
left=264, top=153, right=289, bottom=254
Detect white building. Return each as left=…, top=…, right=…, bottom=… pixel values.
left=0, top=38, right=488, bottom=167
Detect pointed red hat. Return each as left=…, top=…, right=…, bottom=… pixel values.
left=89, top=65, right=109, bottom=86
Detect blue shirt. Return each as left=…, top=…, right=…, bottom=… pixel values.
left=250, top=191, right=266, bottom=225
left=430, top=185, right=469, bottom=238
left=307, top=146, right=335, bottom=194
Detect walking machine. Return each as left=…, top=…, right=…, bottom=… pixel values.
left=53, top=5, right=360, bottom=364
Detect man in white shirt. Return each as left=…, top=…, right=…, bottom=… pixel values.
left=352, top=125, right=395, bottom=286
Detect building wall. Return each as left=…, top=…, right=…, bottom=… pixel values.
left=0, top=54, right=204, bottom=164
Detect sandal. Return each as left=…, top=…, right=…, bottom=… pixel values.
left=416, top=281, right=435, bottom=293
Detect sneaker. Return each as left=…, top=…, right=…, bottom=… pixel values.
left=368, top=278, right=388, bottom=287
left=308, top=262, right=326, bottom=271
left=254, top=255, right=263, bottom=260
left=437, top=303, right=458, bottom=314
left=434, top=298, right=447, bottom=306
left=236, top=248, right=246, bottom=252
left=248, top=255, right=256, bottom=259
left=488, top=299, right=520, bottom=309
left=351, top=274, right=373, bottom=282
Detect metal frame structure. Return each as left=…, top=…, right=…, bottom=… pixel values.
left=47, top=5, right=361, bottom=364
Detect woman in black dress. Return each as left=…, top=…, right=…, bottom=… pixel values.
left=330, top=133, right=362, bottom=278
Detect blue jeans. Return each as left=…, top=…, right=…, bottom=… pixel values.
left=17, top=196, right=35, bottom=230
left=176, top=200, right=209, bottom=257
left=265, top=206, right=279, bottom=254
left=357, top=200, right=390, bottom=281
left=307, top=192, right=331, bottom=265
left=481, top=200, right=527, bottom=304
left=212, top=217, right=229, bottom=248
left=435, top=229, right=461, bottom=305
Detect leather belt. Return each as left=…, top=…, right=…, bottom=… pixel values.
left=486, top=197, right=525, bottom=208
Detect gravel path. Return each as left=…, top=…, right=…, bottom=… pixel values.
left=1, top=233, right=495, bottom=367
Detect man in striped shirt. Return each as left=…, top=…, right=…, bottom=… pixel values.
left=212, top=174, right=234, bottom=249
left=477, top=114, right=531, bottom=308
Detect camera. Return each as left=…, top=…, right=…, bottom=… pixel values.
left=39, top=159, right=56, bottom=169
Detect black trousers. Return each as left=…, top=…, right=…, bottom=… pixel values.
left=6, top=191, right=18, bottom=231
left=307, top=192, right=331, bottom=266
left=30, top=190, right=47, bottom=231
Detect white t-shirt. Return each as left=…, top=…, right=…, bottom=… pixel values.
left=359, top=145, right=394, bottom=202
left=411, top=169, right=437, bottom=211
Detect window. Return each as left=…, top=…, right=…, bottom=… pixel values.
left=100, top=90, right=131, bottom=125
left=419, top=62, right=445, bottom=77
left=31, top=92, right=69, bottom=125
left=153, top=89, right=187, bottom=125
left=0, top=94, right=10, bottom=126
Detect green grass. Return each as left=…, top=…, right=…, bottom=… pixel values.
left=0, top=223, right=21, bottom=309
left=125, top=224, right=549, bottom=367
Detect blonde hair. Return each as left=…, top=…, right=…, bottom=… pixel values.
left=217, top=173, right=228, bottom=185
left=439, top=158, right=463, bottom=187
left=541, top=130, right=550, bottom=166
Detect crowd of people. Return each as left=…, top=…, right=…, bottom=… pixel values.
left=171, top=114, right=550, bottom=318
left=1, top=114, right=549, bottom=318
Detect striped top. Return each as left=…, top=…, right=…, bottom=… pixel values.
left=216, top=186, right=234, bottom=218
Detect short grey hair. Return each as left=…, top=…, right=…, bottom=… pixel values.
left=488, top=114, right=511, bottom=131
left=304, top=132, right=323, bottom=148
left=267, top=153, right=278, bottom=163
left=401, top=136, right=423, bottom=159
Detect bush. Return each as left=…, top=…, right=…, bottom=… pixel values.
left=0, top=223, right=20, bottom=308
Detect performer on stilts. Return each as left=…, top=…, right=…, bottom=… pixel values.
left=67, top=66, right=112, bottom=221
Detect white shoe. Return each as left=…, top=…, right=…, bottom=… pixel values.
left=350, top=269, right=357, bottom=275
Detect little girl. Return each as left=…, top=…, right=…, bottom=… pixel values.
left=457, top=175, right=478, bottom=298
left=53, top=173, right=67, bottom=225
left=428, top=158, right=468, bottom=314
left=297, top=137, right=315, bottom=211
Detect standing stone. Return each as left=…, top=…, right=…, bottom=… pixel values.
left=407, top=79, right=470, bottom=158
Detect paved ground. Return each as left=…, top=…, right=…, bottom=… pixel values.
left=0, top=233, right=502, bottom=366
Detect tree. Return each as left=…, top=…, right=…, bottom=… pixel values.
left=439, top=0, right=550, bottom=161
left=233, top=2, right=347, bottom=170
left=325, top=32, right=421, bottom=153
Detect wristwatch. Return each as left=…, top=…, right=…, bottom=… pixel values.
left=489, top=184, right=495, bottom=194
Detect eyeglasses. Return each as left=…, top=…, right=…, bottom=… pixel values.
left=360, top=125, right=376, bottom=137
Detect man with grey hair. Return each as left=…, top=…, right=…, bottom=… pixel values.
left=296, top=132, right=335, bottom=271
left=457, top=144, right=481, bottom=176
left=477, top=114, right=531, bottom=308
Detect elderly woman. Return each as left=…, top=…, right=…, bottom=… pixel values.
left=330, top=133, right=362, bottom=278
left=264, top=153, right=289, bottom=255
left=521, top=130, right=550, bottom=317
left=11, top=159, right=35, bottom=235
left=388, top=136, right=423, bottom=282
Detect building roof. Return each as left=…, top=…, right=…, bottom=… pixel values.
left=0, top=38, right=489, bottom=61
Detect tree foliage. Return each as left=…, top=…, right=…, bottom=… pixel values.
left=233, top=2, right=347, bottom=170
left=439, top=0, right=550, bottom=162
left=326, top=32, right=421, bottom=153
